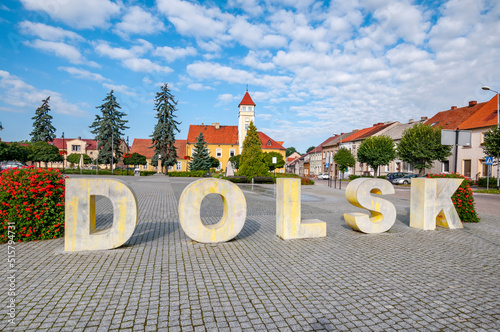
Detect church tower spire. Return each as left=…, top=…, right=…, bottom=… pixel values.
left=238, top=91, right=256, bottom=153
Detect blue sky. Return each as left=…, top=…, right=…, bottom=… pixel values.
left=0, top=0, right=499, bottom=153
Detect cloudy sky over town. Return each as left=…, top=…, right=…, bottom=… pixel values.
left=1, top=0, right=499, bottom=152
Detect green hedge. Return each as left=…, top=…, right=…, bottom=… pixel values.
left=477, top=177, right=498, bottom=188
left=425, top=173, right=479, bottom=223
left=227, top=176, right=248, bottom=183
left=168, top=170, right=207, bottom=177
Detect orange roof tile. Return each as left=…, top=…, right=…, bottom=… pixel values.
left=459, top=96, right=499, bottom=130
left=258, top=132, right=286, bottom=150
left=51, top=138, right=97, bottom=150
left=187, top=125, right=238, bottom=145
left=424, top=101, right=486, bottom=129
left=239, top=92, right=255, bottom=106
left=130, top=139, right=186, bottom=159
left=342, top=123, right=395, bottom=142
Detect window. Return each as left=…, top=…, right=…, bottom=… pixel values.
left=168, top=165, right=173, bottom=170
left=176, top=161, right=182, bottom=170
left=216, top=149, right=222, bottom=158
left=463, top=159, right=471, bottom=178
left=217, top=162, right=222, bottom=171
left=442, top=161, right=449, bottom=173
left=89, top=151, right=93, bottom=155
left=229, top=149, right=235, bottom=157
left=245, top=124, right=249, bottom=130
left=245, top=118, right=250, bottom=122
left=72, top=145, right=80, bottom=152
left=267, top=140, right=272, bottom=146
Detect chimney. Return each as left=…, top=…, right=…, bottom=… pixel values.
left=78, top=136, right=81, bottom=140
left=469, top=101, right=477, bottom=107
left=451, top=106, right=457, bottom=110
left=212, top=123, right=220, bottom=129
left=420, top=116, right=428, bottom=121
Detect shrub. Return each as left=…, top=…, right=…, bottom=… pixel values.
left=0, top=167, right=65, bottom=243
left=477, top=177, right=498, bottom=188
left=168, top=170, right=206, bottom=177
left=425, top=173, right=479, bottom=223
left=253, top=176, right=274, bottom=184
left=272, top=173, right=314, bottom=185
left=227, top=176, right=248, bottom=183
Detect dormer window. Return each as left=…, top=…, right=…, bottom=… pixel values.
left=267, top=140, right=272, bottom=146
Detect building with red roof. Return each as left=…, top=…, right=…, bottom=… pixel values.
left=130, top=138, right=188, bottom=172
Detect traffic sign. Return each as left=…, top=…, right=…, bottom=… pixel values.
left=485, top=157, right=494, bottom=165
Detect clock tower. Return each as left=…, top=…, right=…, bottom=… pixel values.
left=238, top=91, right=256, bottom=153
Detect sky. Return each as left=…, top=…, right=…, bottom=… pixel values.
left=0, top=0, right=499, bottom=153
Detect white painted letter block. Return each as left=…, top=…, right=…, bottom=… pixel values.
left=410, top=178, right=463, bottom=230
left=178, top=178, right=246, bottom=243
left=276, top=178, right=326, bottom=240
left=65, top=178, right=138, bottom=251
left=344, top=178, right=396, bottom=233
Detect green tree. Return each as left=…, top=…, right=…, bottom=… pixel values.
left=334, top=147, right=356, bottom=174
left=123, top=152, right=147, bottom=167
left=357, top=136, right=396, bottom=177
left=286, top=146, right=298, bottom=157
left=189, top=132, right=212, bottom=171
left=29, top=141, right=63, bottom=168
left=0, top=142, right=29, bottom=162
left=229, top=154, right=241, bottom=169
left=150, top=84, right=181, bottom=174
left=306, top=146, right=315, bottom=153
left=238, top=122, right=269, bottom=179
left=397, top=123, right=452, bottom=176
left=90, top=90, right=129, bottom=169
left=482, top=126, right=500, bottom=160
left=263, top=152, right=285, bottom=171
left=30, top=96, right=56, bottom=143
left=210, top=156, right=221, bottom=169
left=66, top=153, right=91, bottom=165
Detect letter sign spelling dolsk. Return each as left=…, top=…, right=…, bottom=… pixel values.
left=343, top=178, right=396, bottom=234
left=65, top=178, right=138, bottom=251
left=178, top=178, right=246, bottom=243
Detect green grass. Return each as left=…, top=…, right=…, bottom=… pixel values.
left=474, top=189, right=500, bottom=194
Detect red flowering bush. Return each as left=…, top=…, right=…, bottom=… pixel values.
left=0, top=167, right=65, bottom=243
left=425, top=173, right=480, bottom=223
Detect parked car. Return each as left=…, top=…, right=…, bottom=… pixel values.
left=318, top=173, right=329, bottom=180
left=0, top=161, right=27, bottom=170
left=386, top=172, right=408, bottom=181
left=391, top=174, right=418, bottom=185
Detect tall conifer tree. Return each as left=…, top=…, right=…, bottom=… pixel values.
left=30, top=96, right=56, bottom=143
left=89, top=90, right=129, bottom=167
left=189, top=132, right=212, bottom=171
left=150, top=83, right=181, bottom=174
left=238, top=121, right=268, bottom=179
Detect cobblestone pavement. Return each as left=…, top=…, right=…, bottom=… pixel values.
left=1, top=175, right=499, bottom=331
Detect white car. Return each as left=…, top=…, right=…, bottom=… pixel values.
left=391, top=174, right=418, bottom=185
left=318, top=173, right=330, bottom=180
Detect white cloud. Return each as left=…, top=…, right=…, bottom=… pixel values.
left=0, top=70, right=86, bottom=116
left=23, top=39, right=97, bottom=66
left=58, top=67, right=110, bottom=82
left=18, top=21, right=83, bottom=41
left=153, top=46, right=197, bottom=62
left=94, top=40, right=152, bottom=60
left=228, top=0, right=263, bottom=16
left=20, top=0, right=120, bottom=29
left=102, top=83, right=136, bottom=96
left=114, top=6, right=165, bottom=36
left=122, top=58, right=172, bottom=73
left=188, top=83, right=214, bottom=91
left=217, top=93, right=236, bottom=103
left=243, top=51, right=275, bottom=71
left=157, top=0, right=229, bottom=38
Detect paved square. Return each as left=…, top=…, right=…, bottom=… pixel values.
left=1, top=176, right=499, bottom=331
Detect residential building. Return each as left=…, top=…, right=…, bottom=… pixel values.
left=129, top=139, right=188, bottom=172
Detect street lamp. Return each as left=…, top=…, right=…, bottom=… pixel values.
left=482, top=86, right=499, bottom=189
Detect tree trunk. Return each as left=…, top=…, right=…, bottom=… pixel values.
left=419, top=168, right=425, bottom=176
left=373, top=166, right=378, bottom=178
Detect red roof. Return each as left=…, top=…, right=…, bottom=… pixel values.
left=258, top=132, right=285, bottom=150
left=130, top=139, right=186, bottom=159
left=342, top=123, right=395, bottom=142
left=51, top=138, right=97, bottom=150
left=459, top=96, right=499, bottom=130
left=239, top=92, right=255, bottom=106
left=424, top=101, right=486, bottom=130
left=187, top=125, right=239, bottom=145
